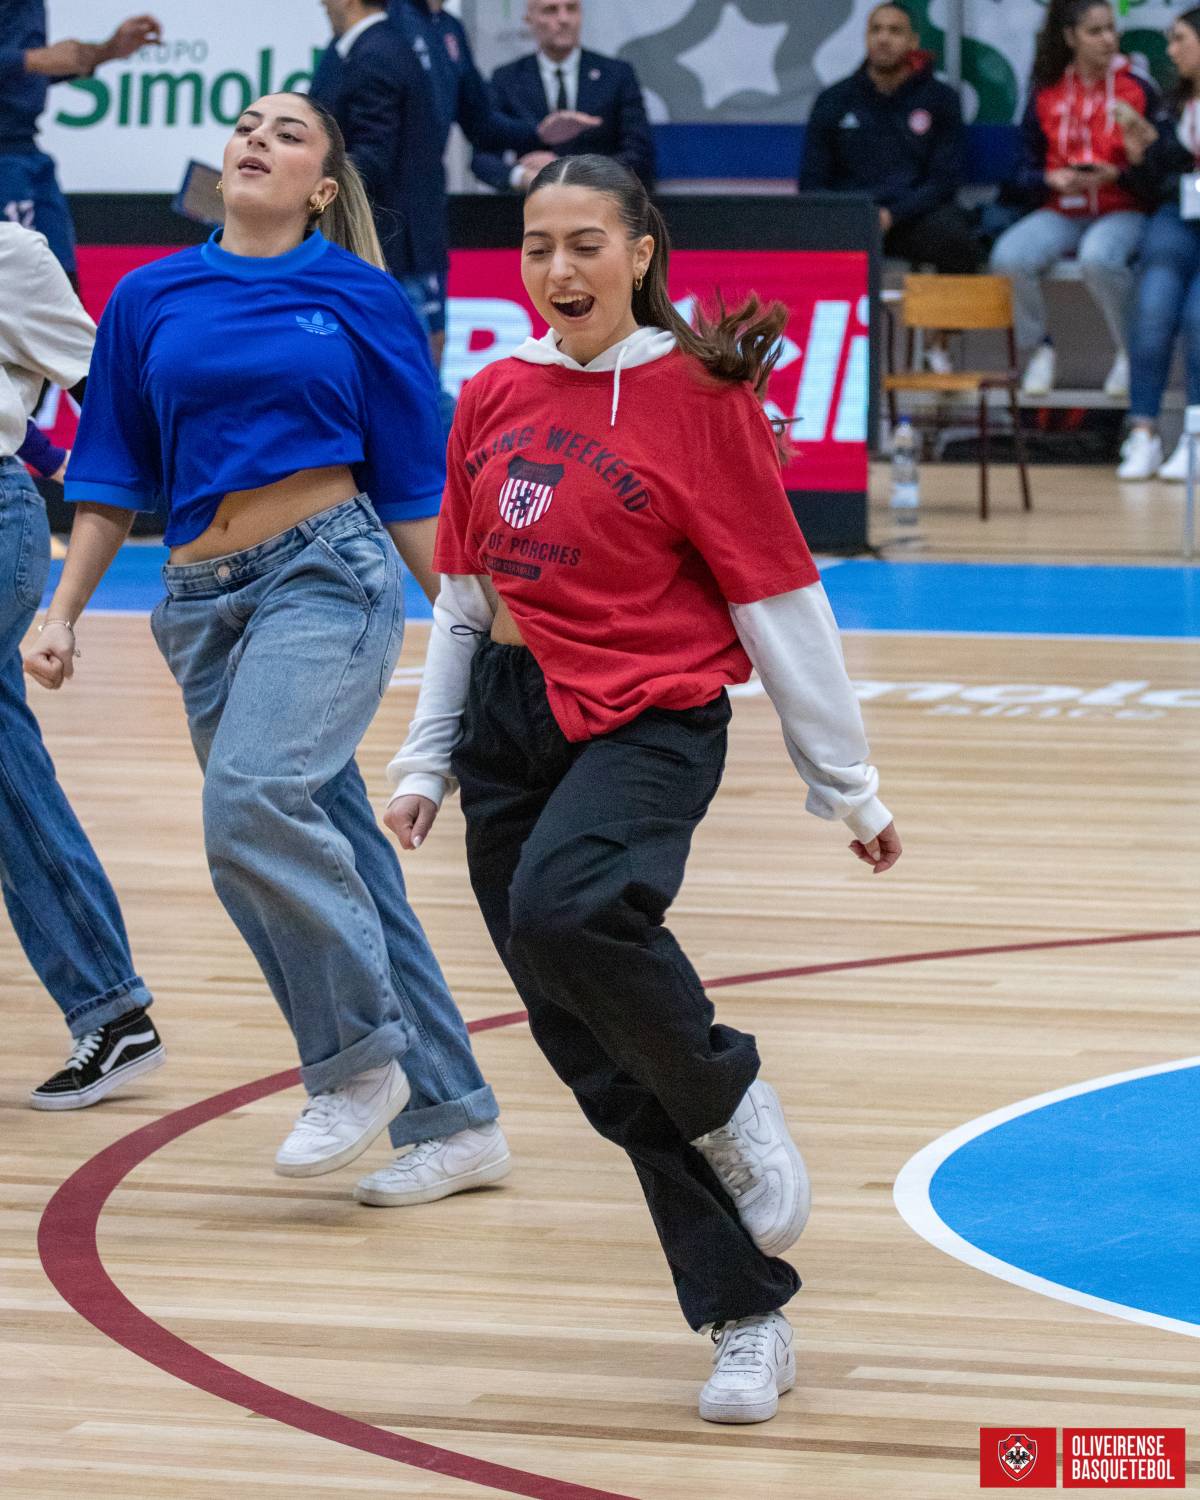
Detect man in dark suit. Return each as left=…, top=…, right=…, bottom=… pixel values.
left=472, top=0, right=656, bottom=193
left=311, top=0, right=463, bottom=406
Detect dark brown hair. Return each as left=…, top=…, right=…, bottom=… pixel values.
left=526, top=155, right=790, bottom=407
left=1168, top=7, right=1200, bottom=111
left=1032, top=0, right=1113, bottom=87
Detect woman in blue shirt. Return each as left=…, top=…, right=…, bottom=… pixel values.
left=24, top=93, right=510, bottom=1203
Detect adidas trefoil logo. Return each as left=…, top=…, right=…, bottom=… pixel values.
left=839, top=111, right=860, bottom=128
left=296, top=310, right=340, bottom=336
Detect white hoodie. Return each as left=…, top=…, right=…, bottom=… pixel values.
left=387, top=326, right=892, bottom=845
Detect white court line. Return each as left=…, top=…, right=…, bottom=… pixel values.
left=893, top=1055, right=1200, bottom=1339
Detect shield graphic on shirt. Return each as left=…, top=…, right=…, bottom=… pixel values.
left=498, top=456, right=564, bottom=530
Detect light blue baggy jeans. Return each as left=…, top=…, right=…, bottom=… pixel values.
left=150, top=495, right=497, bottom=1145
left=989, top=206, right=1147, bottom=353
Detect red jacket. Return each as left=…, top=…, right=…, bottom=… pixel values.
left=1024, top=59, right=1157, bottom=216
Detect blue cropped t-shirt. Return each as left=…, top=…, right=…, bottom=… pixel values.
left=64, top=230, right=445, bottom=546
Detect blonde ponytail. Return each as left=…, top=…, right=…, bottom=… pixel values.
left=283, top=92, right=387, bottom=271
left=321, top=157, right=386, bottom=271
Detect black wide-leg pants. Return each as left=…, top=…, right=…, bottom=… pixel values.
left=452, top=640, right=800, bottom=1329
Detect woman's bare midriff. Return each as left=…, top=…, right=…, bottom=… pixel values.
left=168, top=466, right=359, bottom=563
left=491, top=595, right=527, bottom=646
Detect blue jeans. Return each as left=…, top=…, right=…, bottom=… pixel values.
left=150, top=495, right=497, bottom=1144
left=989, top=207, right=1146, bottom=352
left=0, top=149, right=77, bottom=275
left=0, top=458, right=151, bottom=1035
left=1127, top=204, right=1200, bottom=422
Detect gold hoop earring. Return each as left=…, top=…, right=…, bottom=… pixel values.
left=634, top=272, right=645, bottom=291
left=309, top=197, right=327, bottom=218
left=215, top=179, right=223, bottom=195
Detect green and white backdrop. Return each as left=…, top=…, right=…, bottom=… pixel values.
left=38, top=0, right=1184, bottom=192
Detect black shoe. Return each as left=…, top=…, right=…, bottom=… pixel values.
left=30, top=1008, right=165, bottom=1111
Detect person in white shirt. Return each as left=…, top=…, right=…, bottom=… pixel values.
left=472, top=0, right=656, bottom=193
left=0, top=223, right=164, bottom=1110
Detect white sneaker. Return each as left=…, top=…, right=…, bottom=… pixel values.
left=692, top=1081, right=811, bottom=1258
left=699, top=1310, right=795, bottom=1424
left=274, top=1059, right=410, bottom=1177
left=1117, top=428, right=1163, bottom=481
left=1157, top=434, right=1193, bottom=481
left=925, top=345, right=954, bottom=376
left=1020, top=342, right=1057, bottom=397
left=354, top=1121, right=512, bottom=1206
left=1103, top=349, right=1130, bottom=399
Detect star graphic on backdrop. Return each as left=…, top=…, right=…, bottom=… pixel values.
left=677, top=2, right=788, bottom=112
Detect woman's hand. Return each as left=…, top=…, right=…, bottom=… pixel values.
left=849, top=820, right=903, bottom=874
left=24, top=622, right=78, bottom=690
left=385, top=795, right=439, bottom=850
left=1120, top=115, right=1158, bottom=166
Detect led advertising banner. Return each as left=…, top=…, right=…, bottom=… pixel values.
left=43, top=244, right=868, bottom=504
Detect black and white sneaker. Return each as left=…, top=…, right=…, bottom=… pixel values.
left=30, top=1008, right=165, bottom=1111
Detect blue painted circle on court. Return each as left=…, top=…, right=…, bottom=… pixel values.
left=929, top=1065, right=1200, bottom=1326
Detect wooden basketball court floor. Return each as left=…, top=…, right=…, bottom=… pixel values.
left=3, top=467, right=1198, bottom=1498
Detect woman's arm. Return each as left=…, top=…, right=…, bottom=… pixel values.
left=23, top=502, right=134, bottom=689
left=729, top=582, right=901, bottom=873
left=385, top=516, right=440, bottom=604
left=383, top=574, right=495, bottom=848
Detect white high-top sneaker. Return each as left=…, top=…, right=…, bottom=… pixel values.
left=274, top=1059, right=410, bottom=1177
left=1117, top=427, right=1163, bottom=481
left=699, top=1310, right=795, bottom=1424
left=1157, top=434, right=1193, bottom=481
left=354, top=1121, right=512, bottom=1205
left=1020, top=342, right=1057, bottom=397
left=692, top=1081, right=811, bottom=1258
left=1103, top=349, right=1130, bottom=399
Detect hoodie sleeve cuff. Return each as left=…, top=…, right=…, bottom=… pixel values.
left=844, top=798, right=893, bottom=844
left=387, top=773, right=450, bottom=810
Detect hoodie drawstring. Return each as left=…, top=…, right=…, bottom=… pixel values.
left=611, top=340, right=631, bottom=428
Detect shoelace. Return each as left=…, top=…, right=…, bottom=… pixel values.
left=711, top=1318, right=772, bottom=1370
left=389, top=1137, right=446, bottom=1172
left=697, top=1125, right=759, bottom=1196
left=295, top=1091, right=343, bottom=1132
left=65, top=1029, right=104, bottom=1070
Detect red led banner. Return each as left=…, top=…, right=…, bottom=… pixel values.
left=46, top=244, right=868, bottom=502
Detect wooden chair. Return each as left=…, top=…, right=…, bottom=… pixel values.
left=884, top=274, right=1033, bottom=521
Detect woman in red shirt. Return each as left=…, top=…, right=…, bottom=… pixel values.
left=989, top=0, right=1156, bottom=398
left=385, top=154, right=902, bottom=1425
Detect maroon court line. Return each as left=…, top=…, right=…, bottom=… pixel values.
left=36, top=926, right=1200, bottom=1499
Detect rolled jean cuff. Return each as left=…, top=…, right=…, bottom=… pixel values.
left=387, top=1083, right=500, bottom=1147
left=298, top=1018, right=411, bottom=1094
left=64, top=978, right=154, bottom=1039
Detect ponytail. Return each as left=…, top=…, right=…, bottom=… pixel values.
left=282, top=92, right=387, bottom=270
left=637, top=198, right=788, bottom=400
left=528, top=156, right=789, bottom=448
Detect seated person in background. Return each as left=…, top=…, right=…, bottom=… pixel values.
left=1116, top=5, right=1200, bottom=481
left=799, top=2, right=978, bottom=372
left=471, top=0, right=655, bottom=193
left=989, top=0, right=1157, bottom=400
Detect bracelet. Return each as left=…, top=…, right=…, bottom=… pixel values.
left=37, top=618, right=81, bottom=658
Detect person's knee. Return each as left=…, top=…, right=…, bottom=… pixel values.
left=508, top=841, right=631, bottom=959
left=1077, top=235, right=1136, bottom=273
left=202, top=762, right=295, bottom=876
left=989, top=240, right=1034, bottom=277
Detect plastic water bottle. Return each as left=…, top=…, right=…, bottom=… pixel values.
left=890, top=418, right=920, bottom=524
